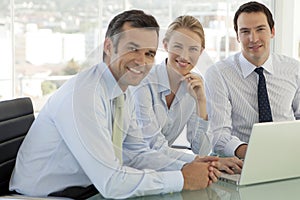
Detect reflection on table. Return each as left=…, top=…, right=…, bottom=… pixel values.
left=88, top=177, right=300, bottom=200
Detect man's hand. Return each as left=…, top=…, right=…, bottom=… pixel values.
left=181, top=157, right=221, bottom=190
left=181, top=161, right=211, bottom=190
left=194, top=156, right=221, bottom=182
left=194, top=155, right=219, bottom=163
left=194, top=155, right=243, bottom=174
left=217, top=157, right=243, bottom=174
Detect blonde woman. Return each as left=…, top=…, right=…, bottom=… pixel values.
left=132, top=15, right=243, bottom=174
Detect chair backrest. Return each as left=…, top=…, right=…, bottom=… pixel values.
left=0, top=97, right=35, bottom=195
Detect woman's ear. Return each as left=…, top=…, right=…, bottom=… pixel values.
left=200, top=47, right=204, bottom=55
left=163, top=39, right=168, bottom=52
left=104, top=38, right=113, bottom=57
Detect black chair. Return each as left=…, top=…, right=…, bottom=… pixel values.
left=0, top=97, right=35, bottom=195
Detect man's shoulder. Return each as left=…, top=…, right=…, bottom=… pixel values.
left=139, top=62, right=166, bottom=87
left=272, top=53, right=300, bottom=65
left=271, top=53, right=300, bottom=76
left=206, top=53, right=240, bottom=76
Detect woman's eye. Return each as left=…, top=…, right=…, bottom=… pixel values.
left=174, top=45, right=182, bottom=49
left=190, top=47, right=199, bottom=52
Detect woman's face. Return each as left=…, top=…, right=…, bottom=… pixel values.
left=164, top=27, right=203, bottom=76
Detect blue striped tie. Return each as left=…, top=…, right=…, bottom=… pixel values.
left=254, top=67, right=273, bottom=122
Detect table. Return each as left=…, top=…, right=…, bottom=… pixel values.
left=88, top=177, right=300, bottom=200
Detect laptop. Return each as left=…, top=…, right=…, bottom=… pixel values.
left=219, top=120, right=300, bottom=186
left=213, top=176, right=300, bottom=200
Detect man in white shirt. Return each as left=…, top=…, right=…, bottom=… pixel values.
left=10, top=10, right=220, bottom=199
left=205, top=1, right=300, bottom=159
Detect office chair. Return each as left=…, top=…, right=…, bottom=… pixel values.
left=0, top=97, right=35, bottom=195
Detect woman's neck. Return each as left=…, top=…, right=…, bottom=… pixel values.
left=166, top=61, right=182, bottom=94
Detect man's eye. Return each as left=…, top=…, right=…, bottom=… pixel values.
left=257, top=28, right=265, bottom=31
left=241, top=30, right=249, bottom=34
left=146, top=52, right=155, bottom=58
left=129, top=47, right=138, bottom=52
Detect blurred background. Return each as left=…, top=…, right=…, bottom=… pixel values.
left=0, top=0, right=299, bottom=112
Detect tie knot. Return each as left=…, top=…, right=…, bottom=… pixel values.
left=254, top=67, right=264, bottom=75
left=115, top=95, right=124, bottom=108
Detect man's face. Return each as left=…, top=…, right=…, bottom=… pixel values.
left=237, top=12, right=275, bottom=66
left=105, top=22, right=158, bottom=91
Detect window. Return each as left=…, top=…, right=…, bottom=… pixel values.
left=0, top=0, right=273, bottom=111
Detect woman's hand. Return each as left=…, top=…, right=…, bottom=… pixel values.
left=183, top=73, right=205, bottom=102
left=183, top=73, right=207, bottom=120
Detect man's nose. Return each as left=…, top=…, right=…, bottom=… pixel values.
left=134, top=51, right=146, bottom=65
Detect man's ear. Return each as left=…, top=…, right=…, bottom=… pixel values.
left=104, top=38, right=113, bottom=56
left=271, top=27, right=275, bottom=38
left=236, top=33, right=241, bottom=43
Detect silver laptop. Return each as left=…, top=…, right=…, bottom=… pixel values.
left=214, top=176, right=300, bottom=200
left=219, top=120, right=300, bottom=185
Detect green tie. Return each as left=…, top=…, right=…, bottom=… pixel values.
left=112, top=95, right=124, bottom=164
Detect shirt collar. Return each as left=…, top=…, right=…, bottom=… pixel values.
left=157, top=59, right=171, bottom=94
left=156, top=59, right=189, bottom=99
left=99, top=62, right=125, bottom=100
left=239, top=53, right=274, bottom=78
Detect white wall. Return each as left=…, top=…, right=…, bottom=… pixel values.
left=274, top=0, right=300, bottom=59
left=295, top=1, right=300, bottom=59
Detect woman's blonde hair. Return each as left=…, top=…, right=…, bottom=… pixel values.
left=164, top=15, right=205, bottom=49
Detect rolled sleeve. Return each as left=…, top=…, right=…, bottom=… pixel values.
left=187, top=114, right=210, bottom=155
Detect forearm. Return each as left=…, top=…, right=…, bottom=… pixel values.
left=94, top=165, right=184, bottom=199
left=196, top=99, right=208, bottom=120
left=234, top=144, right=248, bottom=159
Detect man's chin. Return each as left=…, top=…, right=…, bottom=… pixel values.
left=130, top=80, right=143, bottom=86
left=122, top=73, right=147, bottom=87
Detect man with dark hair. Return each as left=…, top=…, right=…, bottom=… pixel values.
left=205, top=1, right=300, bottom=159
left=10, top=10, right=220, bottom=199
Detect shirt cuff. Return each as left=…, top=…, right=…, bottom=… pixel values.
left=224, top=139, right=247, bottom=157
left=198, top=117, right=209, bottom=130
left=178, top=152, right=196, bottom=163
left=161, top=171, right=184, bottom=192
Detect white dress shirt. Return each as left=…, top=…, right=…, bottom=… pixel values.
left=10, top=63, right=185, bottom=199
left=131, top=60, right=211, bottom=156
left=205, top=52, right=300, bottom=157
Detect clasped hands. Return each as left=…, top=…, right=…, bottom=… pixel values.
left=181, top=155, right=243, bottom=190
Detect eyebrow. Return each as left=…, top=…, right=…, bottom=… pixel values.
left=127, top=42, right=156, bottom=55
left=173, top=42, right=183, bottom=46
left=173, top=42, right=200, bottom=48
left=256, top=25, right=268, bottom=29
left=127, top=42, right=139, bottom=48
left=239, top=24, right=268, bottom=31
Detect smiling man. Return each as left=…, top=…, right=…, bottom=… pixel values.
left=106, top=22, right=157, bottom=90
left=10, top=10, right=220, bottom=199
left=205, top=1, right=300, bottom=159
